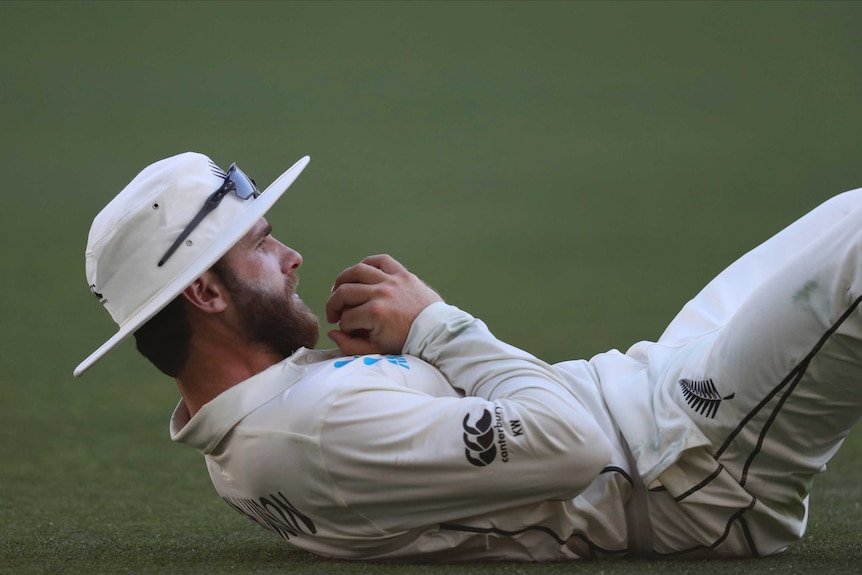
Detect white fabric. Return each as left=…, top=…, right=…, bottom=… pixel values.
left=171, top=304, right=632, bottom=561
left=595, top=187, right=862, bottom=556
left=171, top=187, right=862, bottom=561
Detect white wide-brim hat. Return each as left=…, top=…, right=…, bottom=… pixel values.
left=74, top=152, right=310, bottom=377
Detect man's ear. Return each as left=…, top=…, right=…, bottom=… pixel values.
left=181, top=271, right=228, bottom=314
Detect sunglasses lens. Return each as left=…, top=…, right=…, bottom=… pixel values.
left=230, top=165, right=259, bottom=200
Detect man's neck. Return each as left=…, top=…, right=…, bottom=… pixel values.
left=174, top=342, right=285, bottom=417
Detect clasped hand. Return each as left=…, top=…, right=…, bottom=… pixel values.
left=326, top=255, right=443, bottom=356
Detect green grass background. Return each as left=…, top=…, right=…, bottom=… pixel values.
left=2, top=1, right=861, bottom=573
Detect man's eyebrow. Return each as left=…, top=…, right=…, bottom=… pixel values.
left=248, top=222, right=273, bottom=245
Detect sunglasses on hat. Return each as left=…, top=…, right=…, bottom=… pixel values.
left=158, top=163, right=260, bottom=267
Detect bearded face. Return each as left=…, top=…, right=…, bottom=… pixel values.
left=213, top=261, right=320, bottom=358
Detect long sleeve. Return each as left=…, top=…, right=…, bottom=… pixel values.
left=311, top=303, right=612, bottom=533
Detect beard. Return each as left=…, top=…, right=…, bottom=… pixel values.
left=214, top=264, right=320, bottom=359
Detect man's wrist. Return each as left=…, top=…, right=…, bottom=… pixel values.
left=403, top=302, right=474, bottom=358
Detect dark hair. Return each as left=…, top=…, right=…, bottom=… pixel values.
left=133, top=295, right=192, bottom=377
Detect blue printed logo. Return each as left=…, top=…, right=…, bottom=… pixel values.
left=334, top=355, right=411, bottom=370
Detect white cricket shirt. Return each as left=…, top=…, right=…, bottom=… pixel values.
left=170, top=303, right=639, bottom=561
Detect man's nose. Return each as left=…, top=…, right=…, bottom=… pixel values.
left=279, top=243, right=303, bottom=273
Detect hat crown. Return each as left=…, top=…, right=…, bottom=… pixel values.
left=85, top=152, right=227, bottom=325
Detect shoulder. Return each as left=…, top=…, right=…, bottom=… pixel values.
left=295, top=351, right=460, bottom=398
left=220, top=351, right=462, bottom=449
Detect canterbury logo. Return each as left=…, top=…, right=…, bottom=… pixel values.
left=462, top=409, right=496, bottom=467
left=680, top=378, right=734, bottom=419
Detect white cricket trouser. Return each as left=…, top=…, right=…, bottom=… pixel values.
left=645, top=188, right=862, bottom=557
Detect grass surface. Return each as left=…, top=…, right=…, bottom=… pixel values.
left=2, top=1, right=862, bottom=573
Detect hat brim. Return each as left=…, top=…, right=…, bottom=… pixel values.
left=73, top=155, right=311, bottom=378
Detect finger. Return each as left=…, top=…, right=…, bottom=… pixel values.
left=331, top=262, right=390, bottom=293
left=325, top=283, right=376, bottom=324
left=333, top=304, right=375, bottom=335
left=361, top=254, right=406, bottom=275
left=328, top=329, right=382, bottom=356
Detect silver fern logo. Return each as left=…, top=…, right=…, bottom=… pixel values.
left=208, top=160, right=227, bottom=179
left=679, top=379, right=734, bottom=419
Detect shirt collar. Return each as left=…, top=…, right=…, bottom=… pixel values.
left=170, top=349, right=316, bottom=454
